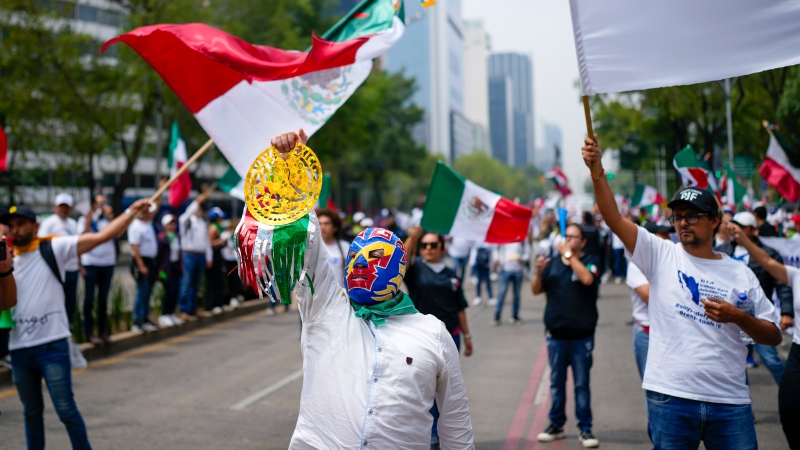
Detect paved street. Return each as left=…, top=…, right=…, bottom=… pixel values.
left=0, top=282, right=790, bottom=449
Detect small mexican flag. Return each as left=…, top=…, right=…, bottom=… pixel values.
left=722, top=163, right=747, bottom=207
left=759, top=123, right=800, bottom=202
left=673, top=146, right=720, bottom=196
left=421, top=162, right=532, bottom=244
left=631, top=184, right=663, bottom=207
left=167, top=122, right=192, bottom=208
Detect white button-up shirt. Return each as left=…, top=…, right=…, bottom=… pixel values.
left=289, top=219, right=474, bottom=449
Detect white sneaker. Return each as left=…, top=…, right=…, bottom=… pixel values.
left=230, top=298, right=241, bottom=309
left=472, top=297, right=482, bottom=306
left=266, top=308, right=276, bottom=316
left=488, top=298, right=498, bottom=306
left=222, top=304, right=233, bottom=312
left=158, top=315, right=175, bottom=328
left=579, top=430, right=600, bottom=448
left=142, top=322, right=160, bottom=332
left=614, top=276, right=623, bottom=284
left=131, top=324, right=145, bottom=334
left=469, top=276, right=478, bottom=285
left=212, top=306, right=223, bottom=315
left=170, top=314, right=183, bottom=326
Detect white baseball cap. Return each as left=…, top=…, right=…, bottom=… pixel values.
left=54, top=193, right=74, bottom=207
left=731, top=211, right=757, bottom=228
left=161, top=214, right=176, bottom=226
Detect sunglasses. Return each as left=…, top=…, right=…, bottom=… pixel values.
left=668, top=212, right=711, bottom=225
left=419, top=242, right=441, bottom=249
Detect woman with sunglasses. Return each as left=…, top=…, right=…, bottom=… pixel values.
left=405, top=225, right=473, bottom=448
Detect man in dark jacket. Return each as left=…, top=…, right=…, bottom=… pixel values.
left=715, top=211, right=793, bottom=384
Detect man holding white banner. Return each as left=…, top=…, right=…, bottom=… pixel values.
left=583, top=137, right=781, bottom=449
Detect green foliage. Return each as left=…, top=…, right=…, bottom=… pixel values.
left=778, top=67, right=800, bottom=151
left=452, top=152, right=546, bottom=201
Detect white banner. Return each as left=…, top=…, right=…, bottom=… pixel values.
left=759, top=237, right=800, bottom=269
left=568, top=0, right=800, bottom=96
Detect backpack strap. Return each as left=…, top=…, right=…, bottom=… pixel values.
left=39, top=240, right=64, bottom=287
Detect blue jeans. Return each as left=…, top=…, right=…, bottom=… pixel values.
left=646, top=390, right=757, bottom=449
left=132, top=258, right=156, bottom=325
left=632, top=323, right=649, bottom=380
left=82, top=265, right=114, bottom=338
left=179, top=253, right=206, bottom=314
left=11, top=338, right=92, bottom=450
left=612, top=248, right=627, bottom=277
left=451, top=256, right=468, bottom=281
left=547, top=335, right=594, bottom=431
left=753, top=343, right=784, bottom=385
left=431, top=332, right=461, bottom=444
left=495, top=270, right=522, bottom=319
left=474, top=266, right=492, bottom=298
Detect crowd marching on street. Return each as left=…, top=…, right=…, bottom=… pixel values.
left=0, top=130, right=799, bottom=449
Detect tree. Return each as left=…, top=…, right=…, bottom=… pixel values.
left=452, top=152, right=545, bottom=202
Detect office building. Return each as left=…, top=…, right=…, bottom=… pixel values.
left=462, top=19, right=491, bottom=154
left=488, top=53, right=534, bottom=167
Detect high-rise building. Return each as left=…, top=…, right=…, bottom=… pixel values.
left=538, top=122, right=563, bottom=172
left=488, top=53, right=534, bottom=167
left=488, top=77, right=514, bottom=166
left=384, top=0, right=474, bottom=162
left=462, top=19, right=491, bottom=155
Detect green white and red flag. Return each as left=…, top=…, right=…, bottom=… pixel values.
left=759, top=124, right=800, bottom=202
left=545, top=167, right=572, bottom=196
left=103, top=0, right=406, bottom=199
left=421, top=162, right=532, bottom=244
left=672, top=146, right=720, bottom=197
left=167, top=122, right=192, bottom=208
left=721, top=163, right=747, bottom=209
left=0, top=125, right=7, bottom=171
left=631, top=184, right=663, bottom=207
left=315, top=174, right=335, bottom=210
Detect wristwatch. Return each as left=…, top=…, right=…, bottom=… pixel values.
left=564, top=251, right=573, bottom=260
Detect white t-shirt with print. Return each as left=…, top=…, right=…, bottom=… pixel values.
left=731, top=245, right=750, bottom=266
left=323, top=240, right=350, bottom=288
left=128, top=219, right=158, bottom=258
left=781, top=266, right=800, bottom=345
left=630, top=226, right=778, bottom=405
left=38, top=215, right=79, bottom=271
left=626, top=262, right=650, bottom=327
left=10, top=236, right=78, bottom=351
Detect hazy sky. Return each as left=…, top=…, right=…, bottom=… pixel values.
left=462, top=0, right=588, bottom=195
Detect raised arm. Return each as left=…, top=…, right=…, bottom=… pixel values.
left=404, top=226, right=422, bottom=265
left=77, top=199, right=152, bottom=256
left=729, top=224, right=788, bottom=284
left=582, top=136, right=639, bottom=253
left=531, top=254, right=550, bottom=295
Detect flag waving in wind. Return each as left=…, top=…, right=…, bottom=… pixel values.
left=759, top=123, right=800, bottom=202
left=167, top=122, right=192, bottom=208
left=673, top=146, right=719, bottom=193
left=422, top=162, right=532, bottom=244
left=631, top=185, right=663, bottom=208
left=545, top=168, right=572, bottom=196
left=103, top=0, right=406, bottom=197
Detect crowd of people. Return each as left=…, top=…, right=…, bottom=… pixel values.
left=0, top=129, right=798, bottom=449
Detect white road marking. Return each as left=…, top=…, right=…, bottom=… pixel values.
left=533, top=366, right=551, bottom=406
left=230, top=369, right=304, bottom=411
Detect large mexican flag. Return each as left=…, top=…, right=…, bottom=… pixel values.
left=673, top=145, right=719, bottom=194
left=759, top=125, right=800, bottom=202
left=631, top=184, right=663, bottom=207
left=421, top=162, right=532, bottom=244
left=103, top=0, right=406, bottom=198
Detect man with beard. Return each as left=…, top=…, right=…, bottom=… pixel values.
left=1, top=199, right=151, bottom=449
left=582, top=136, right=781, bottom=449
left=237, top=130, right=474, bottom=449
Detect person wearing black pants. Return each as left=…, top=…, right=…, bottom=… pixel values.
left=205, top=207, right=228, bottom=314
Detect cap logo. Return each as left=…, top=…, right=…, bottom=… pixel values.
left=679, top=190, right=700, bottom=201
left=9, top=206, right=16, bottom=214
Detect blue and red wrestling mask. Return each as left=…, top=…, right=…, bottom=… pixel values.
left=345, top=227, right=407, bottom=305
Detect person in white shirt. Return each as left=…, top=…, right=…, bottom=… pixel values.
left=178, top=191, right=213, bottom=320
left=77, top=194, right=117, bottom=344
left=38, top=193, right=80, bottom=325
left=448, top=236, right=473, bottom=281
left=243, top=130, right=475, bottom=449
left=626, top=221, right=673, bottom=380
left=1, top=199, right=151, bottom=450
left=129, top=206, right=160, bottom=333
left=492, top=240, right=530, bottom=326
left=583, top=136, right=781, bottom=449
left=316, top=208, right=349, bottom=288
left=728, top=222, right=800, bottom=449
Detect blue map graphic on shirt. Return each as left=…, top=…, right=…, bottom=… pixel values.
left=679, top=271, right=701, bottom=305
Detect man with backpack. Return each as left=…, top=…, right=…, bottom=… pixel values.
left=0, top=199, right=151, bottom=450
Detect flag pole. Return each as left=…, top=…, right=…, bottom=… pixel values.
left=582, top=95, right=602, bottom=179
left=150, top=138, right=214, bottom=202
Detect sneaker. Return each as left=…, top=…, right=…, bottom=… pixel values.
left=614, top=276, right=623, bottom=284
left=488, top=297, right=498, bottom=306
left=579, top=430, right=599, bottom=448
left=89, top=336, right=105, bottom=346
left=509, top=316, right=523, bottom=325
left=142, top=322, right=160, bottom=332
left=472, top=297, right=482, bottom=306
left=158, top=315, right=175, bottom=328
left=230, top=298, right=241, bottom=309
left=170, top=314, right=183, bottom=326
left=212, top=306, right=223, bottom=315
left=266, top=308, right=276, bottom=316
left=131, top=324, right=145, bottom=334
left=0, top=356, right=11, bottom=369
left=746, top=354, right=759, bottom=368
left=493, top=315, right=501, bottom=327
left=601, top=273, right=611, bottom=284
left=537, top=424, right=565, bottom=442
